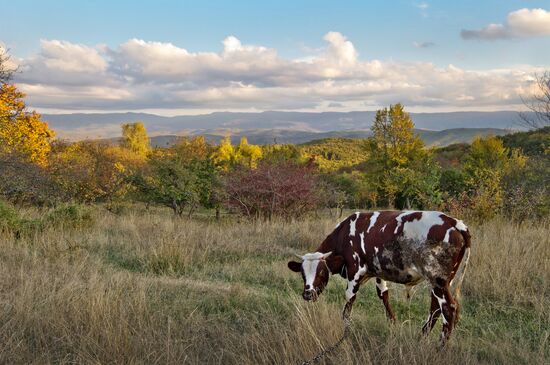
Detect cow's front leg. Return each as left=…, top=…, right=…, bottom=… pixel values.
left=375, top=278, right=396, bottom=322
left=342, top=275, right=369, bottom=320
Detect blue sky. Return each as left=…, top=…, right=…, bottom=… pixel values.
left=1, top=0, right=550, bottom=114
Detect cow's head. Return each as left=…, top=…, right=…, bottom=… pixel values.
left=287, top=252, right=345, bottom=301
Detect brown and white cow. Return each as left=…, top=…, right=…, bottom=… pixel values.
left=288, top=210, right=471, bottom=341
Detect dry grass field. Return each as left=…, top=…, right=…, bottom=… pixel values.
left=0, top=207, right=548, bottom=364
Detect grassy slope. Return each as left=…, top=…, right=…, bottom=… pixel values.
left=0, top=207, right=548, bottom=364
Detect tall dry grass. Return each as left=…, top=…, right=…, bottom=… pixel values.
left=0, top=207, right=548, bottom=364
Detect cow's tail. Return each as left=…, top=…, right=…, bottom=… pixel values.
left=451, top=228, right=471, bottom=323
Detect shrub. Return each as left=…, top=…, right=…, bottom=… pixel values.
left=0, top=199, right=21, bottom=232
left=0, top=199, right=42, bottom=235
left=44, top=204, right=94, bottom=228
left=223, top=161, right=320, bottom=220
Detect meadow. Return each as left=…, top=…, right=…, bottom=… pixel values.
left=0, top=206, right=548, bottom=364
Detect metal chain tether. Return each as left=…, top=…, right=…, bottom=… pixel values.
left=299, top=315, right=352, bottom=365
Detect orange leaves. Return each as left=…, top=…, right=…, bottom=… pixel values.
left=0, top=84, right=54, bottom=166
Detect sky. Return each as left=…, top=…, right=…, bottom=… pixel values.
left=1, top=0, right=550, bottom=115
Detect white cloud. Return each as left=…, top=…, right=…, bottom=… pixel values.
left=415, top=2, right=429, bottom=10
left=461, top=8, right=550, bottom=40
left=10, top=32, right=542, bottom=113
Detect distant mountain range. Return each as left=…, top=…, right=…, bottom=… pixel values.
left=143, top=128, right=510, bottom=147
left=42, top=110, right=527, bottom=146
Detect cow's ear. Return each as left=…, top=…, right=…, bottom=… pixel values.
left=326, top=255, right=345, bottom=275
left=287, top=261, right=302, bottom=273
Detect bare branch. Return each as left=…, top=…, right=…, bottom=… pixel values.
left=519, top=71, right=550, bottom=129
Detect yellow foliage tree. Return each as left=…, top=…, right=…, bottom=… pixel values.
left=236, top=137, right=263, bottom=168
left=211, top=136, right=237, bottom=170
left=463, top=136, right=527, bottom=219
left=371, top=103, right=425, bottom=169
left=121, top=122, right=150, bottom=157
left=172, top=136, right=210, bottom=163
left=50, top=141, right=145, bottom=203
left=0, top=84, right=54, bottom=166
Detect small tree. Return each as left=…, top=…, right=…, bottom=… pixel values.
left=236, top=137, right=263, bottom=168
left=462, top=136, right=527, bottom=219
left=0, top=47, right=16, bottom=84
left=130, top=148, right=217, bottom=217
left=121, top=122, right=151, bottom=157
left=369, top=103, right=438, bottom=208
left=49, top=141, right=144, bottom=204
left=371, top=103, right=425, bottom=169
left=223, top=161, right=320, bottom=220
left=211, top=136, right=237, bottom=170
left=520, top=71, right=550, bottom=129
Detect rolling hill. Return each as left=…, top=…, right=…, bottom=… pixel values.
left=43, top=110, right=526, bottom=141
left=143, top=127, right=510, bottom=147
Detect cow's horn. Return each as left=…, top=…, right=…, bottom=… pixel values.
left=294, top=254, right=303, bottom=260
left=321, top=251, right=332, bottom=259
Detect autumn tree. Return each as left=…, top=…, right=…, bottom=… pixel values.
left=211, top=136, right=237, bottom=170
left=172, top=136, right=210, bottom=162
left=371, top=103, right=425, bottom=169
left=223, top=161, right=320, bottom=220
left=0, top=84, right=54, bottom=166
left=235, top=137, right=262, bottom=168
left=369, top=103, right=439, bottom=208
left=461, top=136, right=526, bottom=219
left=49, top=141, right=145, bottom=204
left=129, top=139, right=218, bottom=217
left=121, top=122, right=151, bottom=157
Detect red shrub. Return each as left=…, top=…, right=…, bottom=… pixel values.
left=223, top=161, right=320, bottom=220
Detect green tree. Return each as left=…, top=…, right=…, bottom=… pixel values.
left=369, top=103, right=438, bottom=208
left=121, top=122, right=151, bottom=157
left=130, top=147, right=217, bottom=217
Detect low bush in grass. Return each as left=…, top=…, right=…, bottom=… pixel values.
left=44, top=204, right=94, bottom=229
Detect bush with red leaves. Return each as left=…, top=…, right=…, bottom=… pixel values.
left=222, top=161, right=320, bottom=220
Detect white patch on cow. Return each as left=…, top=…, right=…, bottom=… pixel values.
left=393, top=210, right=417, bottom=233
left=349, top=239, right=353, bottom=247
left=432, top=290, right=448, bottom=325
left=345, top=263, right=368, bottom=301
left=367, top=211, right=380, bottom=233
left=443, top=227, right=454, bottom=243
left=349, top=212, right=360, bottom=236
left=400, top=211, right=446, bottom=243
left=373, top=247, right=381, bottom=272
left=301, top=252, right=330, bottom=289
left=376, top=279, right=388, bottom=293
left=352, top=252, right=359, bottom=263
left=381, top=224, right=387, bottom=232
left=359, top=232, right=366, bottom=254
left=302, top=259, right=319, bottom=289
left=455, top=219, right=468, bottom=232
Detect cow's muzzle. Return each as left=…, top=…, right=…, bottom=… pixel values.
left=303, top=289, right=318, bottom=301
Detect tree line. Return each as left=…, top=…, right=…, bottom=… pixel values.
left=1, top=48, right=549, bottom=221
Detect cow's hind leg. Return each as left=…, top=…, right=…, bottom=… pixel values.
left=422, top=291, right=441, bottom=334
left=375, top=278, right=396, bottom=322
left=431, top=284, right=458, bottom=343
